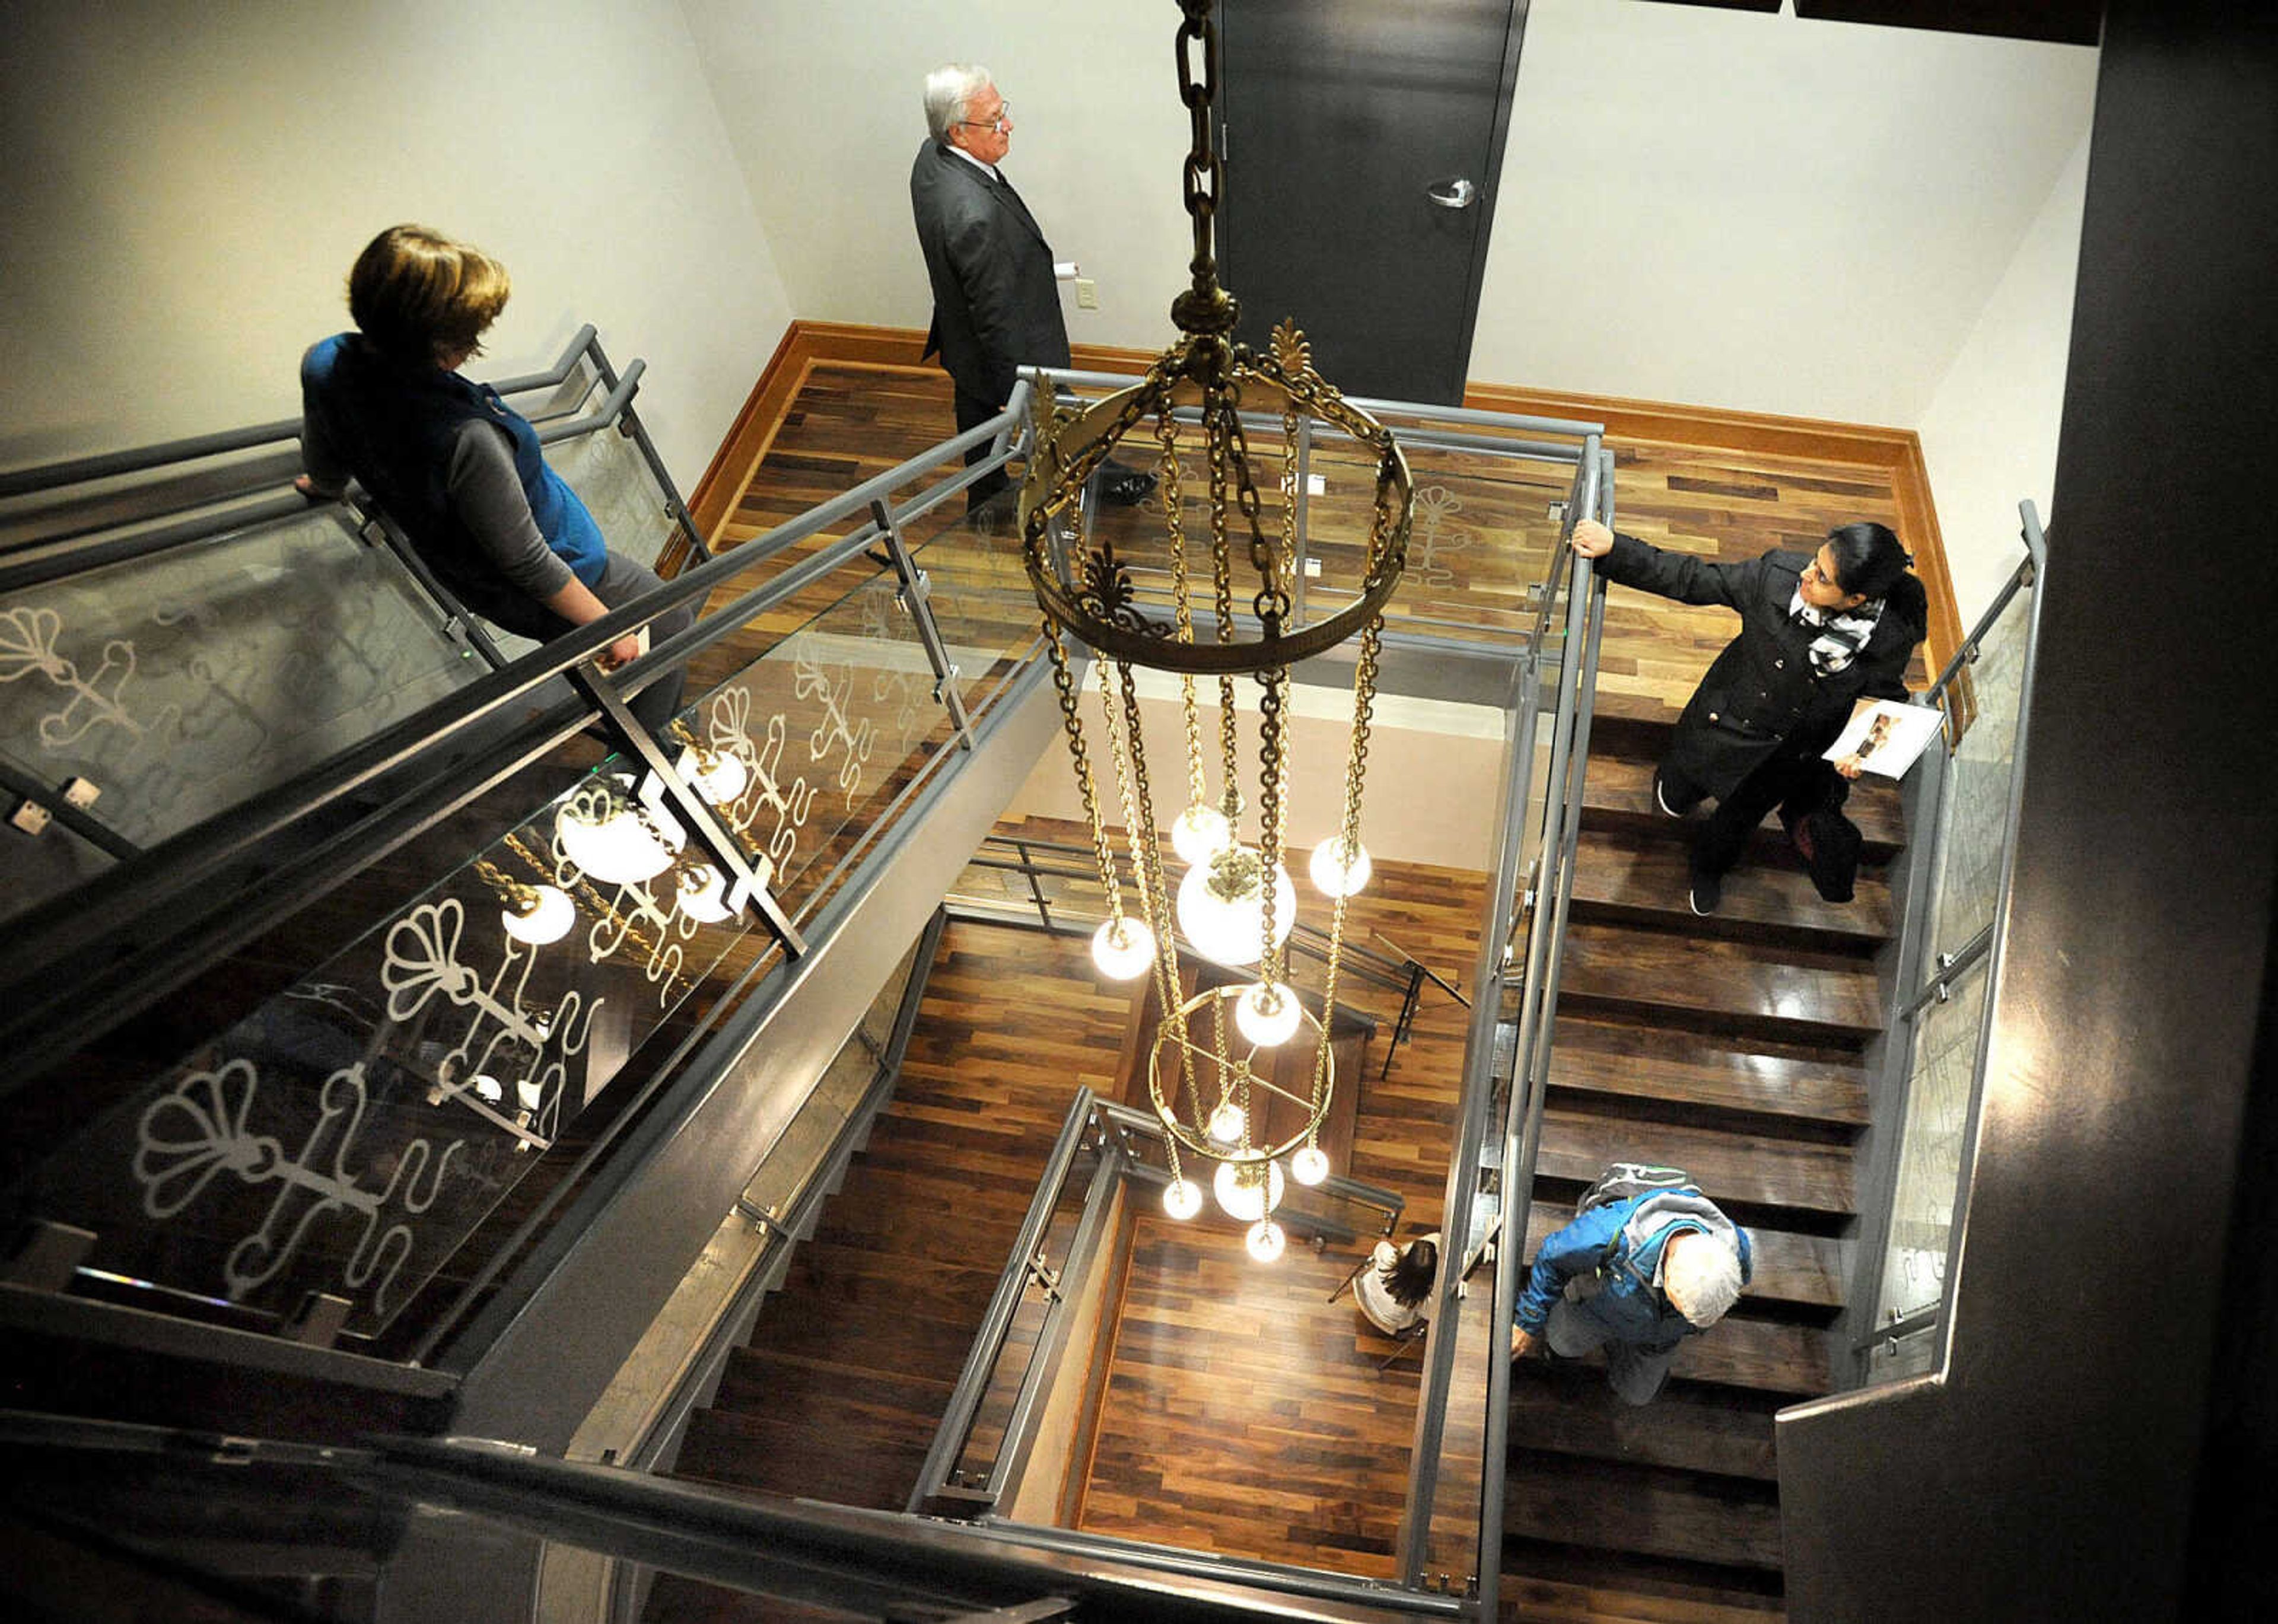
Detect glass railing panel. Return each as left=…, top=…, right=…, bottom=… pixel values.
left=0, top=504, right=479, bottom=856
left=1924, top=560, right=2035, bottom=960
left=548, top=417, right=680, bottom=575
left=1872, top=956, right=1992, bottom=1341
left=4, top=547, right=966, bottom=1352
left=1300, top=431, right=1570, bottom=646
left=903, top=496, right=1049, bottom=723
left=682, top=559, right=961, bottom=928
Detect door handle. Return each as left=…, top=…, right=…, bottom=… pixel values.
left=1426, top=177, right=1478, bottom=211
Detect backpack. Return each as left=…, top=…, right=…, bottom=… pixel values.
left=1576, top=1161, right=1695, bottom=1216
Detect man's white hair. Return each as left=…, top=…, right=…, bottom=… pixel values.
left=924, top=63, right=994, bottom=143
left=1662, top=1229, right=1744, bottom=1329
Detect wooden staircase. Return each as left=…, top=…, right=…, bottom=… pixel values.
left=1500, top=694, right=1899, bottom=1622
left=646, top=920, right=1132, bottom=1622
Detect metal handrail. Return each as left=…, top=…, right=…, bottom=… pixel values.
left=0, top=324, right=605, bottom=500
left=1846, top=499, right=2052, bottom=1383
left=1395, top=438, right=1602, bottom=1597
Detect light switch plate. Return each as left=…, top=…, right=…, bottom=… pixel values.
left=1306, top=474, right=1326, bottom=496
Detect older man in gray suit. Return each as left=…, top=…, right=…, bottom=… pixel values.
left=909, top=63, right=1151, bottom=511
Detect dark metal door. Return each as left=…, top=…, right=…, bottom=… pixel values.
left=1217, top=0, right=1528, bottom=406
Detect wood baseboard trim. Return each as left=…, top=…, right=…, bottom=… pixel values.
left=689, top=320, right=1958, bottom=674
left=1464, top=379, right=1959, bottom=681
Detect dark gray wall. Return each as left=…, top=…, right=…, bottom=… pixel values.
left=1779, top=3, right=2278, bottom=1618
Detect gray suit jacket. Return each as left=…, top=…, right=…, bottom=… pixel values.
left=909, top=139, right=1071, bottom=407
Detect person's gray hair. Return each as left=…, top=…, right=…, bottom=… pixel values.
left=1661, top=1229, right=1744, bottom=1329
left=924, top=63, right=993, bottom=143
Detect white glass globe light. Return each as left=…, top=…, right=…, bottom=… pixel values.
left=1235, top=980, right=1303, bottom=1047
left=678, top=864, right=734, bottom=924
left=558, top=798, right=683, bottom=886
left=1090, top=916, right=1155, bottom=980
left=1162, top=1177, right=1204, bottom=1221
left=472, top=1074, right=504, bottom=1105
left=1207, top=1100, right=1246, bottom=1144
left=676, top=744, right=749, bottom=806
left=1170, top=802, right=1235, bottom=867
left=1309, top=833, right=1373, bottom=898
left=1213, top=1157, right=1284, bottom=1222
left=516, top=1077, right=545, bottom=1112
left=1176, top=848, right=1297, bottom=968
left=499, top=883, right=575, bottom=945
left=1290, top=1145, right=1331, bottom=1186
left=1246, top=1218, right=1287, bottom=1263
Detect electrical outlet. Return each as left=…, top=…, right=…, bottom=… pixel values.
left=1076, top=278, right=1098, bottom=310
left=1304, top=557, right=1322, bottom=578
left=1306, top=473, right=1326, bottom=496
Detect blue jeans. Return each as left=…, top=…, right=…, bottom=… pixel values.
left=1545, top=1294, right=1679, bottom=1407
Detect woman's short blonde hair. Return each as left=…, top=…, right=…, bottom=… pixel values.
left=347, top=224, right=511, bottom=364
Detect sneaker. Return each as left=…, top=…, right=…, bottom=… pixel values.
left=1653, top=770, right=1685, bottom=819
left=1688, top=867, right=1723, bottom=916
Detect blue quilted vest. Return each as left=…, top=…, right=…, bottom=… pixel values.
left=303, top=335, right=606, bottom=619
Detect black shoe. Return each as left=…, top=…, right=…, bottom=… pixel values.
left=1099, top=469, right=1156, bottom=507
left=1688, top=866, right=1723, bottom=916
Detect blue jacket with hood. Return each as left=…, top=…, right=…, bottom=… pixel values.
left=1514, top=1189, right=1753, bottom=1355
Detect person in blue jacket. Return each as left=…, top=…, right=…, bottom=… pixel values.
left=298, top=224, right=693, bottom=732
left=1510, top=1187, right=1751, bottom=1406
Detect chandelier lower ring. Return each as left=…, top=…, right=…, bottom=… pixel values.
left=1146, top=983, right=1335, bottom=1165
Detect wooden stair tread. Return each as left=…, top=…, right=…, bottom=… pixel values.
left=1571, top=829, right=1892, bottom=946
left=1532, top=1107, right=1856, bottom=1221
left=1583, top=751, right=1904, bottom=856
left=708, top=1348, right=955, bottom=1423
left=1671, top=1317, right=1830, bottom=1397
left=1525, top=1201, right=1845, bottom=1311
left=1497, top=1568, right=1787, bottom=1623
left=1548, top=1012, right=1868, bottom=1129
left=1557, top=922, right=1883, bottom=1045
left=677, top=1408, right=931, bottom=1511
left=730, top=1300, right=985, bottom=1389
left=1503, top=1450, right=1786, bottom=1571
left=781, top=1242, right=1004, bottom=1327
left=1505, top=1374, right=1779, bottom=1481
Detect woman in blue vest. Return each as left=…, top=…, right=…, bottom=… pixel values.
left=298, top=224, right=693, bottom=731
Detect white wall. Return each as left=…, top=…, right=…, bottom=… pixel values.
left=1474, top=0, right=2098, bottom=426
left=1914, top=131, right=2091, bottom=624
left=677, top=0, right=1190, bottom=351
left=0, top=0, right=792, bottom=484
left=683, top=1, right=2093, bottom=431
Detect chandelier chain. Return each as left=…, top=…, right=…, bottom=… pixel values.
left=1157, top=406, right=1210, bottom=813
left=1255, top=668, right=1288, bottom=989
left=1101, top=655, right=1192, bottom=1109
left=1041, top=620, right=1127, bottom=928
left=1173, top=1, right=1223, bottom=305
left=1111, top=654, right=1202, bottom=1129
left=1311, top=617, right=1385, bottom=1107
left=1203, top=391, right=1244, bottom=825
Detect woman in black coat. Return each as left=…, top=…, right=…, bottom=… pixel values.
left=1568, top=518, right=1926, bottom=914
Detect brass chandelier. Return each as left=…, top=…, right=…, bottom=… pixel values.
left=1019, top=1, right=1410, bottom=1263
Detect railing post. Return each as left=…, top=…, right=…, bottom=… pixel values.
left=868, top=497, right=975, bottom=750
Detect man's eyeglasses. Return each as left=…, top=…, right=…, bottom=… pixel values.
left=959, top=101, right=1011, bottom=135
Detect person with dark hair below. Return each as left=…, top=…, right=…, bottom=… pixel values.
left=298, top=224, right=695, bottom=734
left=1568, top=517, right=1927, bottom=915
left=1354, top=1231, right=1441, bottom=1336
left=909, top=63, right=1153, bottom=513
